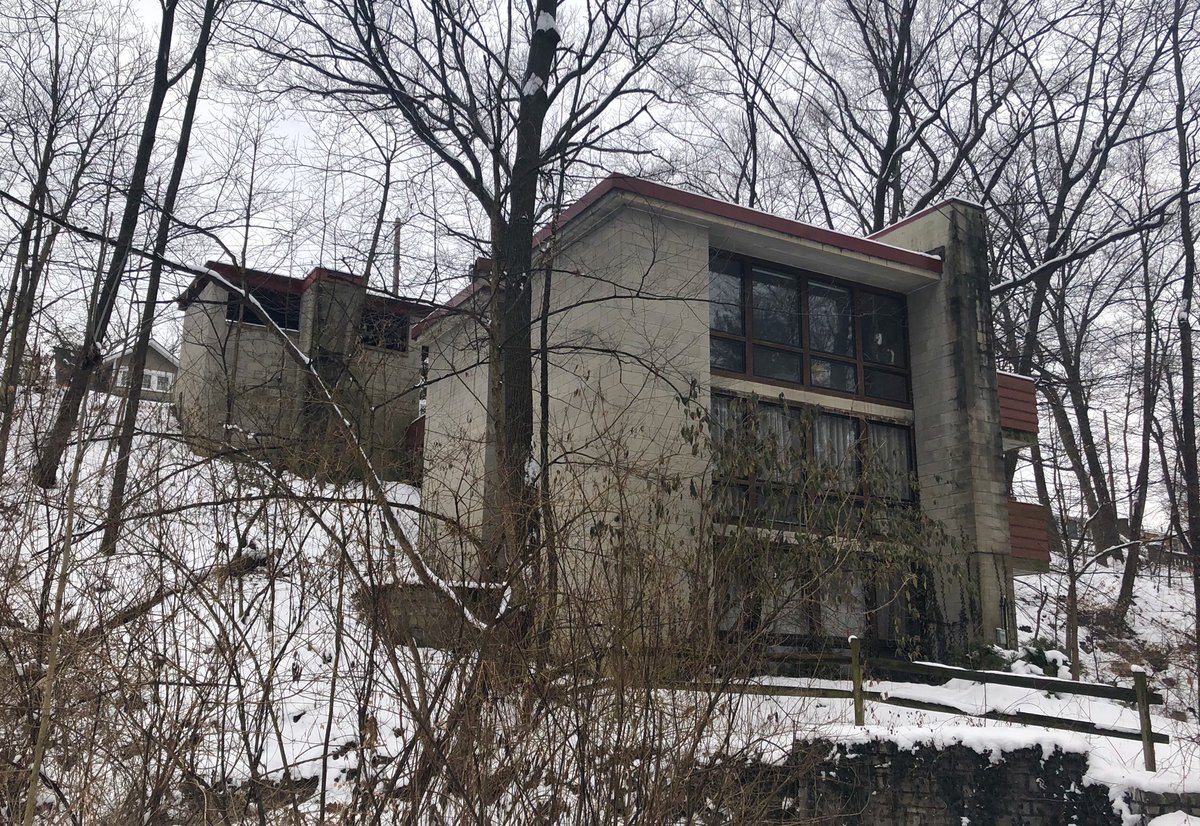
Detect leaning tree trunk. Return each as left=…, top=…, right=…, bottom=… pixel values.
left=100, top=0, right=217, bottom=553
left=1117, top=239, right=1160, bottom=617
left=32, top=0, right=178, bottom=488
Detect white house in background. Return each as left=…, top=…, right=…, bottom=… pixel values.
left=105, top=340, right=179, bottom=402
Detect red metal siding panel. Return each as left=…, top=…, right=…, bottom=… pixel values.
left=1008, top=499, right=1051, bottom=564
left=998, top=373, right=1039, bottom=434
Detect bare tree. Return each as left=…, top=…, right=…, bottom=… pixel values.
left=0, top=0, right=145, bottom=471
left=1167, top=0, right=1200, bottom=688
left=32, top=0, right=189, bottom=487
left=235, top=0, right=683, bottom=636
left=100, top=0, right=223, bottom=555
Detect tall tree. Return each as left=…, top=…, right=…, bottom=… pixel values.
left=986, top=0, right=1178, bottom=566
left=0, top=0, right=142, bottom=470
left=32, top=0, right=184, bottom=487
left=1168, top=0, right=1200, bottom=687
left=239, top=0, right=681, bottom=618
left=100, top=0, right=222, bottom=554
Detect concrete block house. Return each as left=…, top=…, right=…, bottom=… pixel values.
left=174, top=262, right=434, bottom=480
left=416, top=175, right=1047, bottom=659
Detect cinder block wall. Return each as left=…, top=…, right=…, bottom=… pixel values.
left=417, top=201, right=714, bottom=654
left=872, top=201, right=1016, bottom=653
left=419, top=308, right=493, bottom=582
left=537, top=203, right=712, bottom=654
left=176, top=278, right=422, bottom=480
left=176, top=281, right=301, bottom=454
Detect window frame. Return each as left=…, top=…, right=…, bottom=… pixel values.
left=226, top=286, right=302, bottom=331
left=710, top=393, right=917, bottom=530
left=708, top=251, right=912, bottom=407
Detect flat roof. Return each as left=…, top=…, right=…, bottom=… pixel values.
left=533, top=174, right=944, bottom=273
left=178, top=261, right=438, bottom=317
left=417, top=175, right=952, bottom=338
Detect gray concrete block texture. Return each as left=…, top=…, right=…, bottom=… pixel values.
left=416, top=189, right=1018, bottom=658
left=881, top=201, right=1016, bottom=651
left=175, top=276, right=424, bottom=480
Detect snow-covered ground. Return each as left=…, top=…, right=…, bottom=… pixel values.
left=2, top=387, right=1198, bottom=822
left=705, top=672, right=1198, bottom=796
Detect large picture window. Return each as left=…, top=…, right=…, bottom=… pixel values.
left=709, top=252, right=910, bottom=404
left=711, top=394, right=915, bottom=528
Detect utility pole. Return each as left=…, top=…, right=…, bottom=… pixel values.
left=392, top=218, right=401, bottom=295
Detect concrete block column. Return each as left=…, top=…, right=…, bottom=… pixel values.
left=874, top=201, right=1016, bottom=657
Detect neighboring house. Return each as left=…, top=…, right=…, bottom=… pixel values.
left=51, top=342, right=178, bottom=402
left=104, top=340, right=179, bottom=401
left=174, top=262, right=435, bottom=481
left=415, top=175, right=1048, bottom=659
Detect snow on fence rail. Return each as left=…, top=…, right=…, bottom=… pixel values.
left=684, top=637, right=1168, bottom=771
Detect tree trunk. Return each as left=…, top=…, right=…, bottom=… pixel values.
left=32, top=0, right=178, bottom=488
left=484, top=0, right=560, bottom=605
left=0, top=32, right=62, bottom=472
left=1117, top=239, right=1160, bottom=616
left=1170, top=5, right=1200, bottom=694
left=100, top=0, right=217, bottom=553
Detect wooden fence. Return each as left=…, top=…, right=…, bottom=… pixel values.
left=692, top=639, right=1167, bottom=771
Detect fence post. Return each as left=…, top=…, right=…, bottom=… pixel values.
left=1132, top=667, right=1156, bottom=771
left=850, top=635, right=864, bottom=726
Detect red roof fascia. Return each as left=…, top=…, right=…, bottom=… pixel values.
left=364, top=293, right=440, bottom=318
left=177, top=261, right=304, bottom=308
left=410, top=258, right=491, bottom=340
left=303, top=266, right=364, bottom=291
left=411, top=281, right=487, bottom=340
left=181, top=261, right=433, bottom=318
left=533, top=174, right=943, bottom=273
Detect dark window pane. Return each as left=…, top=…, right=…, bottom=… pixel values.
left=864, top=368, right=909, bottom=403
left=711, top=337, right=745, bottom=372
left=809, top=283, right=854, bottom=356
left=710, top=394, right=742, bottom=471
left=752, top=269, right=800, bottom=346
left=715, top=482, right=749, bottom=522
left=866, top=422, right=914, bottom=500
left=710, top=269, right=744, bottom=334
left=361, top=306, right=410, bottom=351
left=755, top=402, right=807, bottom=481
left=810, top=358, right=857, bottom=393
left=227, top=287, right=301, bottom=330
left=814, top=413, right=858, bottom=493
left=759, top=483, right=802, bottom=525
left=752, top=346, right=802, bottom=384
left=862, top=293, right=907, bottom=366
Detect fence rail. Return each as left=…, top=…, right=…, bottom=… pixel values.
left=691, top=641, right=1167, bottom=771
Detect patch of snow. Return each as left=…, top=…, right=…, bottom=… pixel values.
left=522, top=74, right=544, bottom=96
left=1148, top=814, right=1200, bottom=826
left=535, top=11, right=556, bottom=32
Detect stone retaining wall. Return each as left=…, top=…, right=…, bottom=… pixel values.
left=698, top=739, right=1198, bottom=825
